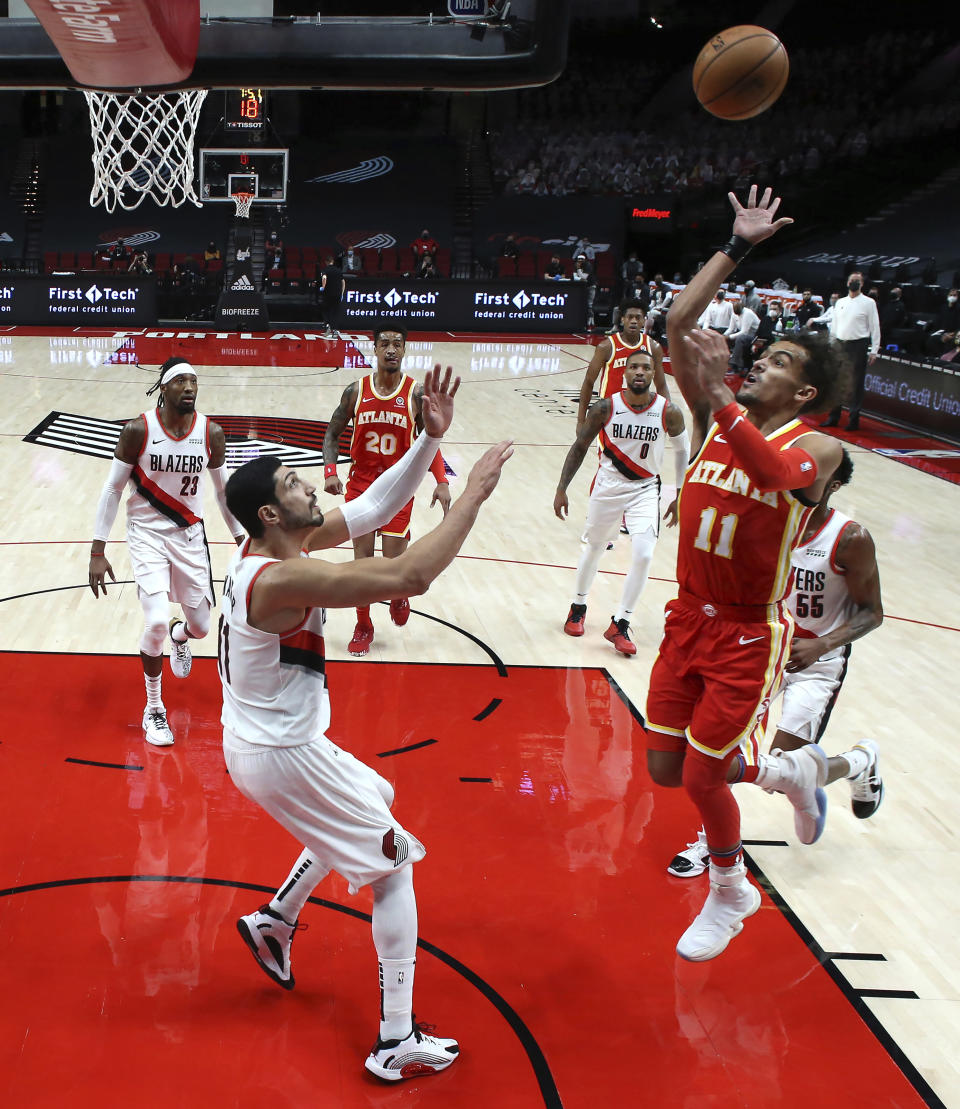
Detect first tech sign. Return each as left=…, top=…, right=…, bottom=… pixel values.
left=0, top=274, right=158, bottom=325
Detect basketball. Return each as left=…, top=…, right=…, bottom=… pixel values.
left=693, top=25, right=789, bottom=121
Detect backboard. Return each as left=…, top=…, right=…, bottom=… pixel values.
left=198, top=148, right=289, bottom=204
left=0, top=0, right=571, bottom=92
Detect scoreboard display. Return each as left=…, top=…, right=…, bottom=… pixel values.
left=224, top=89, right=267, bottom=131
left=198, top=148, right=289, bottom=205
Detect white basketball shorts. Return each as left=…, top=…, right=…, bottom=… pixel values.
left=126, top=518, right=214, bottom=606
left=583, top=468, right=660, bottom=544
left=223, top=729, right=426, bottom=894
left=775, top=648, right=848, bottom=744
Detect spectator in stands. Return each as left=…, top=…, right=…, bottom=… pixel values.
left=810, top=291, right=840, bottom=330
left=418, top=257, right=441, bottom=280
left=544, top=254, right=564, bottom=281
left=795, top=288, right=820, bottom=328
left=572, top=235, right=596, bottom=262
left=341, top=247, right=363, bottom=278
left=411, top=228, right=439, bottom=269
left=265, top=230, right=284, bottom=270
left=698, top=287, right=733, bottom=332
left=127, top=249, right=151, bottom=275
left=742, top=280, right=762, bottom=315
left=572, top=254, right=596, bottom=328
left=501, top=234, right=520, bottom=259
left=110, top=239, right=129, bottom=265
left=752, top=301, right=785, bottom=356
left=924, top=288, right=960, bottom=356
left=726, top=299, right=761, bottom=374
left=204, top=241, right=221, bottom=263
left=319, top=254, right=344, bottom=339
left=621, top=251, right=643, bottom=287
left=879, top=286, right=908, bottom=337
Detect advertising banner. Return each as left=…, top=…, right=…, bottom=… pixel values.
left=214, top=261, right=270, bottom=329
left=341, top=278, right=587, bottom=332
left=0, top=273, right=157, bottom=325
left=863, top=355, right=960, bottom=442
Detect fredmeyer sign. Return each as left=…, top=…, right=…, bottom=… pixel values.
left=341, top=278, right=587, bottom=332
left=0, top=274, right=157, bottom=325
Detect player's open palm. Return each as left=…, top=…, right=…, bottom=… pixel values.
left=466, top=441, right=514, bottom=502
left=729, top=184, right=793, bottom=244
left=420, top=364, right=460, bottom=437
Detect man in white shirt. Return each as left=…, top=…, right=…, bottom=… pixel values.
left=810, top=291, right=840, bottom=331
left=822, top=271, right=880, bottom=430
left=698, top=287, right=734, bottom=332
left=725, top=300, right=761, bottom=372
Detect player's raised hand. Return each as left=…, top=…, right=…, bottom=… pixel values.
left=88, top=553, right=116, bottom=597
left=420, top=364, right=461, bottom=438
left=682, top=327, right=734, bottom=399
left=729, top=184, right=793, bottom=244
left=464, top=440, right=514, bottom=502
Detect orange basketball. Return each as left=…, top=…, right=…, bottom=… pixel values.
left=693, top=25, right=789, bottom=121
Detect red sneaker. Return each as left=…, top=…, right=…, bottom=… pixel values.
left=348, top=621, right=374, bottom=656
left=603, top=617, right=637, bottom=656
left=389, top=598, right=411, bottom=627
left=564, top=603, right=586, bottom=637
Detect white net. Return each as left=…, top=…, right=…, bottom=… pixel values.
left=84, top=89, right=209, bottom=212
left=231, top=192, right=255, bottom=219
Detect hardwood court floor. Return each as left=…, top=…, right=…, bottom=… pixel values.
left=1, top=326, right=958, bottom=1108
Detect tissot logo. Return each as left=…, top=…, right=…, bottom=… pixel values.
left=512, top=290, right=531, bottom=310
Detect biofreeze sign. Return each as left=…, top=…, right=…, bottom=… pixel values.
left=341, top=279, right=586, bottom=332
left=1, top=274, right=157, bottom=324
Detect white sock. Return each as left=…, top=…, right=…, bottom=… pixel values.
left=841, top=745, right=871, bottom=778
left=170, top=620, right=189, bottom=644
left=144, top=673, right=163, bottom=710
left=573, top=539, right=607, bottom=603
left=379, top=958, right=416, bottom=1041
left=269, top=849, right=327, bottom=923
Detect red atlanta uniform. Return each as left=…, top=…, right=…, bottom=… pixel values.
left=345, top=372, right=418, bottom=536
left=646, top=415, right=816, bottom=760
left=597, top=331, right=656, bottom=399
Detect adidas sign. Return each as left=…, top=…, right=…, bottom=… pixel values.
left=231, top=274, right=255, bottom=291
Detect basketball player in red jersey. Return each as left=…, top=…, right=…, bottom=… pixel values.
left=668, top=448, right=885, bottom=878
left=323, top=321, right=450, bottom=655
left=645, top=185, right=856, bottom=961
left=577, top=299, right=670, bottom=431
left=88, top=358, right=245, bottom=747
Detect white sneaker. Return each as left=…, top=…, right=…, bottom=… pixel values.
left=364, top=1019, right=460, bottom=1082
left=168, top=619, right=192, bottom=679
left=676, top=861, right=761, bottom=961
left=667, top=829, right=710, bottom=878
left=769, top=745, right=828, bottom=844
left=236, top=905, right=306, bottom=990
left=142, top=706, right=174, bottom=747
left=849, top=739, right=883, bottom=819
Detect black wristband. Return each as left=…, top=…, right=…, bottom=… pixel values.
left=719, top=234, right=753, bottom=265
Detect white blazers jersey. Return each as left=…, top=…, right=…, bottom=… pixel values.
left=597, top=392, right=668, bottom=482
left=127, top=408, right=211, bottom=533
left=789, top=508, right=857, bottom=657
left=219, top=541, right=330, bottom=747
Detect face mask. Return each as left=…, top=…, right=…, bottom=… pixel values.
left=848, top=279, right=861, bottom=292
left=949, top=296, right=958, bottom=305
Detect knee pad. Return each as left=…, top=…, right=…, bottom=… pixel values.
left=138, top=591, right=169, bottom=656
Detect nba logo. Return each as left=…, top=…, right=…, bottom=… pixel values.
left=447, top=0, right=488, bottom=13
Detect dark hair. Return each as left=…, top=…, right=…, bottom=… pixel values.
left=225, top=456, right=281, bottom=538
left=834, top=447, right=854, bottom=487
left=373, top=319, right=408, bottom=344
left=147, top=356, right=194, bottom=400
left=778, top=330, right=852, bottom=415
left=618, top=297, right=646, bottom=315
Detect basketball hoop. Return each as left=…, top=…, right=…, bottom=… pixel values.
left=231, top=191, right=255, bottom=220
left=84, top=88, right=208, bottom=212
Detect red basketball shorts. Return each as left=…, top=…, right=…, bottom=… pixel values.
left=645, top=595, right=794, bottom=761
left=345, top=471, right=413, bottom=539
